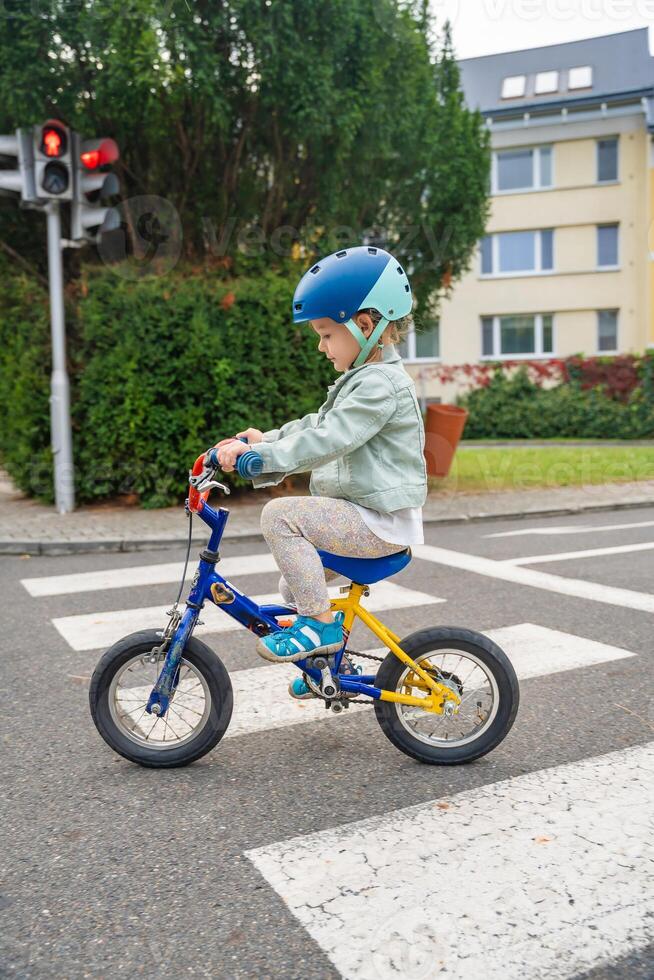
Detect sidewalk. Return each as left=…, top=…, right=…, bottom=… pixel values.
left=1, top=468, right=652, bottom=556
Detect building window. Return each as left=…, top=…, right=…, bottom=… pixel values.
left=481, top=314, right=554, bottom=358
left=501, top=75, right=526, bottom=99
left=493, top=145, right=553, bottom=193
left=480, top=229, right=554, bottom=276
left=398, top=319, right=440, bottom=361
left=597, top=224, right=619, bottom=269
left=597, top=310, right=618, bottom=352
left=535, top=70, right=558, bottom=94
left=597, top=137, right=618, bottom=182
left=568, top=65, right=592, bottom=90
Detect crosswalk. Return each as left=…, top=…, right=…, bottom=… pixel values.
left=247, top=742, right=653, bottom=980
left=21, top=540, right=652, bottom=978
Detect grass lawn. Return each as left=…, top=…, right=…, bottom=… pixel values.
left=429, top=445, right=654, bottom=494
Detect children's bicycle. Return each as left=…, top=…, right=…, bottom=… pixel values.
left=89, top=441, right=519, bottom=768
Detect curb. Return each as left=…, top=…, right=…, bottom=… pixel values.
left=1, top=495, right=652, bottom=556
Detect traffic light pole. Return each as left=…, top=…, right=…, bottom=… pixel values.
left=2, top=120, right=120, bottom=514
left=45, top=201, right=75, bottom=514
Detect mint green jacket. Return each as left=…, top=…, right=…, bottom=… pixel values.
left=252, top=344, right=428, bottom=513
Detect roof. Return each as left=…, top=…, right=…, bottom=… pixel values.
left=458, top=28, right=654, bottom=118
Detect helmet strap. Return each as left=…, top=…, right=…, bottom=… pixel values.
left=344, top=316, right=389, bottom=369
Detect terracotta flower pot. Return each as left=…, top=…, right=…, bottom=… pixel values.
left=424, top=404, right=469, bottom=478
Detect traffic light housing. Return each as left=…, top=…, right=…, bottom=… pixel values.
left=33, top=119, right=73, bottom=200
left=0, top=128, right=38, bottom=202
left=71, top=132, right=121, bottom=242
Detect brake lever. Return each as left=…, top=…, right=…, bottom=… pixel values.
left=188, top=464, right=231, bottom=495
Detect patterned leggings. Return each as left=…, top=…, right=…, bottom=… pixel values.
left=260, top=495, right=403, bottom=617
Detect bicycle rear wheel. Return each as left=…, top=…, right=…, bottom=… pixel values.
left=374, top=626, right=519, bottom=765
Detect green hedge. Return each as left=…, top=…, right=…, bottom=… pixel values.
left=0, top=260, right=333, bottom=507
left=0, top=263, right=53, bottom=495
left=4, top=261, right=653, bottom=507
left=458, top=365, right=654, bottom=440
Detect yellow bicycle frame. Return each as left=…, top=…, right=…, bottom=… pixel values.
left=329, top=583, right=460, bottom=715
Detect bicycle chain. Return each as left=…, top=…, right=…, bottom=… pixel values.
left=340, top=650, right=446, bottom=707
left=339, top=649, right=384, bottom=706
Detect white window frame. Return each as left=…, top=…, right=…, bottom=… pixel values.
left=534, top=70, right=558, bottom=95
left=480, top=229, right=555, bottom=278
left=501, top=74, right=526, bottom=99
left=596, top=223, right=620, bottom=271
left=596, top=136, right=619, bottom=184
left=596, top=309, right=619, bottom=355
left=400, top=322, right=441, bottom=363
left=568, top=65, right=592, bottom=90
left=491, top=145, right=554, bottom=195
left=481, top=313, right=555, bottom=360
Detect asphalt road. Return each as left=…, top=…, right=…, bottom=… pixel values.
left=1, top=504, right=652, bottom=979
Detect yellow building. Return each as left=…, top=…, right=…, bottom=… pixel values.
left=401, top=28, right=654, bottom=406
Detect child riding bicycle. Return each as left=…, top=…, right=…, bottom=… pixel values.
left=211, top=246, right=428, bottom=689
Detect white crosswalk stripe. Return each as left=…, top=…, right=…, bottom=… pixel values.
left=51, top=580, right=444, bottom=652
left=20, top=553, right=280, bottom=597
left=116, top=623, right=636, bottom=742
left=503, top=540, right=654, bottom=566
left=485, top=519, right=654, bottom=538
left=246, top=741, right=654, bottom=980
left=413, top=543, right=654, bottom=613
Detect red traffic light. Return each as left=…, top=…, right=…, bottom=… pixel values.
left=40, top=122, right=67, bottom=158
left=80, top=137, right=119, bottom=170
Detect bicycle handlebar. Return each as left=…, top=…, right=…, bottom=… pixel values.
left=204, top=437, right=263, bottom=479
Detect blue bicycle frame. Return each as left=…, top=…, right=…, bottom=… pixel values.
left=145, top=499, right=382, bottom=718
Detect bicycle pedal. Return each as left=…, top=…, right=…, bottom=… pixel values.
left=306, top=657, right=339, bottom=698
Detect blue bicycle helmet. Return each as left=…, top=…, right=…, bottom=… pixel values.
left=292, top=245, right=413, bottom=368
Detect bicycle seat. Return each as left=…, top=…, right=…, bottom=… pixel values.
left=316, top=547, right=412, bottom=585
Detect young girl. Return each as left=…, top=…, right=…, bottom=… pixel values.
left=214, top=245, right=428, bottom=679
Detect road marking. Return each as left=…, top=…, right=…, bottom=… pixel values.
left=504, top=540, right=654, bottom=566
left=246, top=742, right=654, bottom=980
left=51, top=581, right=443, bottom=652
left=413, top=544, right=654, bottom=614
left=21, top=553, right=280, bottom=597
left=485, top=519, right=654, bottom=539
left=118, top=624, right=635, bottom=741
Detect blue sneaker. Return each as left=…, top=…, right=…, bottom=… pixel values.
left=288, top=654, right=362, bottom=700
left=288, top=621, right=361, bottom=700
left=288, top=676, right=316, bottom=700
left=257, top=611, right=344, bottom=664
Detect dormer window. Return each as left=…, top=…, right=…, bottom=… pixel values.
left=534, top=70, right=558, bottom=95
left=568, top=65, right=592, bottom=90
left=501, top=75, right=526, bottom=99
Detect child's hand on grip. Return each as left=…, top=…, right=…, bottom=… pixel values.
left=205, top=430, right=263, bottom=472
left=235, top=428, right=264, bottom=444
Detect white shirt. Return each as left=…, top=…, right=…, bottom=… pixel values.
left=348, top=503, right=424, bottom=547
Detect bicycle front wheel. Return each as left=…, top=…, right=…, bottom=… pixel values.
left=89, top=629, right=233, bottom=768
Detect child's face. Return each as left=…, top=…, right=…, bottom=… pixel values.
left=311, top=315, right=379, bottom=373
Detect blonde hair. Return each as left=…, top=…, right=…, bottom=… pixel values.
left=355, top=308, right=413, bottom=363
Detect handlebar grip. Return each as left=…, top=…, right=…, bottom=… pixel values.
left=236, top=436, right=263, bottom=478
left=206, top=437, right=263, bottom=477
left=236, top=449, right=263, bottom=478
